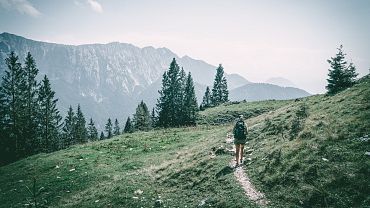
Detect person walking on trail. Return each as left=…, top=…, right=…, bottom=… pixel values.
left=233, top=115, right=247, bottom=167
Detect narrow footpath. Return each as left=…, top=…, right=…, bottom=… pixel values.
left=226, top=135, right=269, bottom=206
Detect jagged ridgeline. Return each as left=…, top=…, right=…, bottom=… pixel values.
left=0, top=33, right=310, bottom=128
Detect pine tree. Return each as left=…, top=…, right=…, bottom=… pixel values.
left=343, top=62, right=358, bottom=88
left=175, top=68, right=187, bottom=126
left=23, top=52, right=39, bottom=155
left=124, top=117, right=133, bottom=133
left=200, top=86, right=211, bottom=110
left=105, top=118, right=113, bottom=139
left=157, top=58, right=187, bottom=127
left=100, top=131, right=105, bottom=140
left=183, top=72, right=198, bottom=126
left=326, top=45, right=358, bottom=95
left=133, top=100, right=150, bottom=131
left=87, top=118, right=98, bottom=141
left=62, top=106, right=75, bottom=148
left=150, top=108, right=157, bottom=128
left=75, top=104, right=87, bottom=144
left=113, top=118, right=120, bottom=135
left=0, top=51, right=26, bottom=160
left=211, top=64, right=228, bottom=106
left=157, top=71, right=170, bottom=127
left=38, top=75, right=62, bottom=152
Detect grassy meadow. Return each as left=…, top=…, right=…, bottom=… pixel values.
left=1, top=75, right=369, bottom=207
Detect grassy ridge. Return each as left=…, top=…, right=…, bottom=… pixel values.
left=198, top=99, right=291, bottom=125
left=243, top=76, right=370, bottom=207
left=1, top=76, right=369, bottom=207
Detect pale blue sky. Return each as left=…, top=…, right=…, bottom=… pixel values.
left=1, top=0, right=369, bottom=93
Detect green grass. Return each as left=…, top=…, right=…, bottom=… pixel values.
left=1, top=76, right=369, bottom=207
left=198, top=99, right=291, bottom=125
left=0, top=126, right=257, bottom=208
left=244, top=75, right=370, bottom=207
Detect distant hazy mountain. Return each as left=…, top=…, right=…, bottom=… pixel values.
left=230, top=83, right=310, bottom=101
left=0, top=32, right=309, bottom=128
left=265, top=77, right=297, bottom=88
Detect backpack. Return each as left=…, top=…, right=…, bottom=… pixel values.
left=234, top=120, right=246, bottom=139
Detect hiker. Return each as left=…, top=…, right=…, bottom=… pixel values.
left=233, top=115, right=247, bottom=167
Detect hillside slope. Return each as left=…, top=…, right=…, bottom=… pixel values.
left=243, top=75, right=370, bottom=207
left=0, top=76, right=368, bottom=207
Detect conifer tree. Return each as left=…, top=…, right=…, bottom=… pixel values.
left=62, top=106, right=75, bottom=148
left=100, top=131, right=105, bottom=140
left=38, top=75, right=62, bottom=152
left=75, top=104, right=87, bottom=144
left=124, top=117, right=133, bottom=133
left=211, top=64, right=228, bottom=106
left=176, top=68, right=187, bottom=125
left=183, top=72, right=198, bottom=126
left=200, top=86, right=211, bottom=110
left=105, top=118, right=113, bottom=139
left=150, top=108, right=157, bottom=128
left=326, top=45, right=358, bottom=95
left=113, top=118, right=120, bottom=135
left=0, top=51, right=26, bottom=160
left=23, top=52, right=39, bottom=154
left=157, top=58, right=187, bottom=127
left=133, top=100, right=150, bottom=131
left=87, top=118, right=98, bottom=141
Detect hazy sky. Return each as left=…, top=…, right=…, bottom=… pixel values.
left=0, top=0, right=369, bottom=93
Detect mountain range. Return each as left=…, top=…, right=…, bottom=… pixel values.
left=0, top=32, right=310, bottom=128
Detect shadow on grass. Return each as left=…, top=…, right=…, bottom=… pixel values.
left=216, top=166, right=234, bottom=178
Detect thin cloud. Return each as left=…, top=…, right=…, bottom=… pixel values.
left=0, top=0, right=41, bottom=17
left=86, top=0, right=103, bottom=13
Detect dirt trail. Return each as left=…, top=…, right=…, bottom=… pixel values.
left=226, top=135, right=268, bottom=206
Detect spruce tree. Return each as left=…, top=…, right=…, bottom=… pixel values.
left=326, top=45, right=358, bottom=95
left=150, top=108, right=157, bottom=128
left=23, top=52, right=39, bottom=154
left=38, top=75, right=62, bottom=152
left=105, top=118, right=113, bottom=139
left=0, top=51, right=26, bottom=160
left=75, top=104, right=87, bottom=144
left=62, top=106, right=75, bottom=148
left=113, top=118, right=120, bottom=135
left=87, top=118, right=98, bottom=141
left=200, top=86, right=211, bottom=110
left=100, top=131, right=105, bottom=140
left=133, top=100, right=150, bottom=131
left=124, top=117, right=133, bottom=133
left=211, top=64, right=228, bottom=106
left=183, top=72, right=198, bottom=126
left=157, top=58, right=187, bottom=127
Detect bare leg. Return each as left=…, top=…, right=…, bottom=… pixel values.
left=240, top=144, right=244, bottom=164
left=235, top=144, right=240, bottom=166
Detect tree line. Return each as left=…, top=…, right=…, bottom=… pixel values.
left=0, top=52, right=101, bottom=165
left=0, top=52, right=229, bottom=166
left=111, top=58, right=230, bottom=131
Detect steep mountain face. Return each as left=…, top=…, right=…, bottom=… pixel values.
left=0, top=32, right=309, bottom=128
